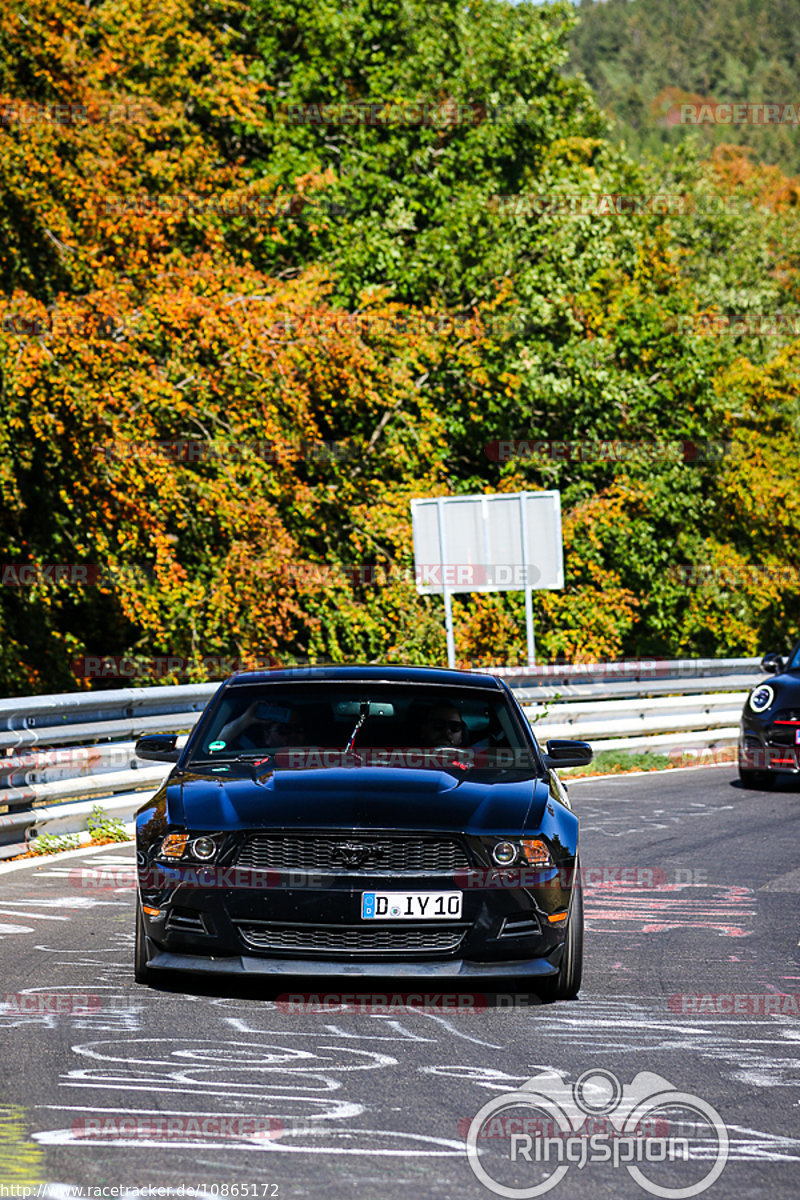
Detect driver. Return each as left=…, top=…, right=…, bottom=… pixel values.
left=416, top=702, right=466, bottom=748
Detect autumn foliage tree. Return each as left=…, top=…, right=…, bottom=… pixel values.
left=1, top=0, right=799, bottom=694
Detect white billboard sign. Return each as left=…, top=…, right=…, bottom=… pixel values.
left=410, top=491, right=563, bottom=666
left=410, top=491, right=563, bottom=594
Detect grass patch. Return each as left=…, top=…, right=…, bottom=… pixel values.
left=12, top=804, right=132, bottom=860
left=28, top=831, right=81, bottom=855
left=0, top=1105, right=45, bottom=1186
left=561, top=747, right=738, bottom=777
left=562, top=749, right=675, bottom=777
left=87, top=803, right=130, bottom=843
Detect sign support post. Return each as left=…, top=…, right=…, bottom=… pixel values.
left=436, top=497, right=457, bottom=668
left=519, top=491, right=536, bottom=666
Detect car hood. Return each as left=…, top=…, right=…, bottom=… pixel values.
left=167, top=765, right=545, bottom=835
left=766, top=669, right=800, bottom=693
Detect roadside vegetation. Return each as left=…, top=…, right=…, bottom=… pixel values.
left=1, top=0, right=798, bottom=694
left=18, top=805, right=131, bottom=857
left=560, top=746, right=737, bottom=777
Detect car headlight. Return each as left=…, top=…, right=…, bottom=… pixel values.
left=159, top=834, right=219, bottom=861
left=191, top=836, right=217, bottom=860
left=749, top=685, right=774, bottom=714
left=492, top=841, right=518, bottom=866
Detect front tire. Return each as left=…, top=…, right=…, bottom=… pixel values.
left=134, top=896, right=154, bottom=984
left=738, top=764, right=777, bottom=789
left=538, top=864, right=583, bottom=1002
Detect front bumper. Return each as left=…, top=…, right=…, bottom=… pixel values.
left=138, top=870, right=571, bottom=970
left=740, top=719, right=800, bottom=772
left=145, top=942, right=560, bottom=978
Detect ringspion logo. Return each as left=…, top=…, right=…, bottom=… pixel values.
left=465, top=1067, right=728, bottom=1198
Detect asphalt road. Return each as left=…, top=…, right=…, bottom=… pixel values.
left=2, top=764, right=799, bottom=1200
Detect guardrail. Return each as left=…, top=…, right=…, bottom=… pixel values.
left=507, top=657, right=757, bottom=755
left=0, top=658, right=760, bottom=855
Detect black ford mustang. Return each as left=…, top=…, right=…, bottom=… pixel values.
left=134, top=666, right=591, bottom=999
left=739, top=644, right=800, bottom=787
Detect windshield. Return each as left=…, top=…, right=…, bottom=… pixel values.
left=788, top=644, right=800, bottom=670
left=185, top=682, right=538, bottom=772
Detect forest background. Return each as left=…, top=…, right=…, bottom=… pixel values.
left=1, top=0, right=799, bottom=695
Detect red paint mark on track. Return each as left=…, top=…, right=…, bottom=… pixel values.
left=584, top=883, right=755, bottom=937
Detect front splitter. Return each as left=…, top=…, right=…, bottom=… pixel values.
left=146, top=947, right=559, bottom=978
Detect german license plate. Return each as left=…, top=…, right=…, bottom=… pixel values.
left=361, top=891, right=462, bottom=920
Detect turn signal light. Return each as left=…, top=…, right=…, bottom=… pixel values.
left=520, top=838, right=552, bottom=866
left=160, top=833, right=188, bottom=859
left=547, top=911, right=568, bottom=924
left=142, top=905, right=161, bottom=917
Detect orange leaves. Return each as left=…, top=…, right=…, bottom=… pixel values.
left=708, top=144, right=800, bottom=211
left=0, top=246, right=478, bottom=684
left=453, top=593, right=525, bottom=668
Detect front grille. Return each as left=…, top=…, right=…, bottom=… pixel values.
left=772, top=710, right=800, bottom=724
left=768, top=711, right=800, bottom=747
left=236, top=922, right=467, bottom=955
left=236, top=835, right=470, bottom=874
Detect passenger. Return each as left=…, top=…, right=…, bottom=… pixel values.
left=218, top=702, right=305, bottom=750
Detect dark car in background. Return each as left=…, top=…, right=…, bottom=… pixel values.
left=739, top=644, right=800, bottom=787
left=133, top=666, right=592, bottom=999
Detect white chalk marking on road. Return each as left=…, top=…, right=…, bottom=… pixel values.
left=0, top=908, right=70, bottom=920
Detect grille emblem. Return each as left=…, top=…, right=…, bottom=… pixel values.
left=333, top=842, right=388, bottom=868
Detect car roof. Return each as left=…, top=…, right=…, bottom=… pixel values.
left=224, top=665, right=505, bottom=691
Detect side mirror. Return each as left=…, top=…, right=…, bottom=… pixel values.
left=135, top=733, right=180, bottom=763
left=544, top=739, right=593, bottom=769
left=760, top=652, right=785, bottom=675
